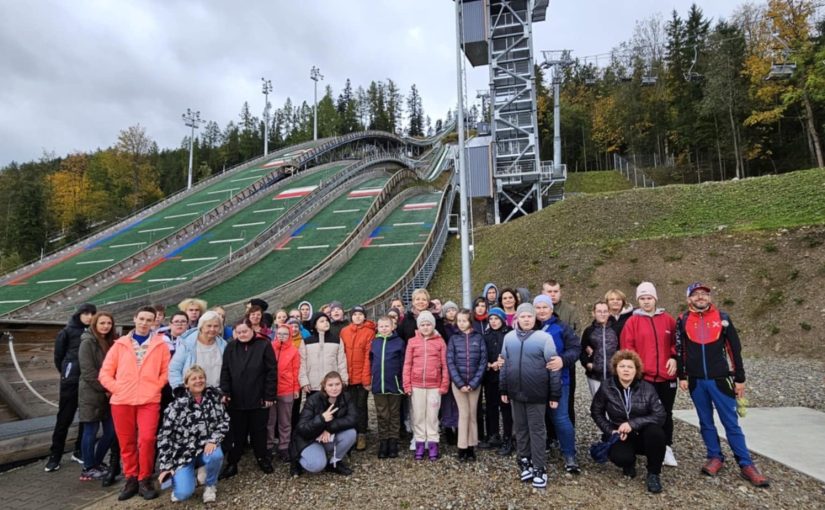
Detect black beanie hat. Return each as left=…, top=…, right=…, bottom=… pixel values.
left=77, top=303, right=97, bottom=316
left=310, top=311, right=330, bottom=331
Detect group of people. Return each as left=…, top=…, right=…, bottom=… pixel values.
left=44, top=278, right=769, bottom=503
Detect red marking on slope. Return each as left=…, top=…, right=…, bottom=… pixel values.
left=120, top=258, right=167, bottom=283
left=274, top=238, right=293, bottom=250
left=6, top=248, right=84, bottom=285
left=402, top=202, right=437, bottom=211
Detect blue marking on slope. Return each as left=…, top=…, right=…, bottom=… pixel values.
left=369, top=227, right=384, bottom=238
left=292, top=224, right=308, bottom=237
left=85, top=219, right=146, bottom=249
left=164, top=235, right=202, bottom=259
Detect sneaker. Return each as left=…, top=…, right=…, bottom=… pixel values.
left=44, top=456, right=61, bottom=472
left=196, top=466, right=207, bottom=485
left=622, top=465, right=637, bottom=478
left=118, top=477, right=139, bottom=501
left=646, top=473, right=663, bottom=493
left=564, top=455, right=581, bottom=475
left=79, top=467, right=107, bottom=481
left=532, top=467, right=548, bottom=489
left=518, top=457, right=533, bottom=482
left=409, top=438, right=417, bottom=451
left=663, top=446, right=678, bottom=467
left=702, top=458, right=725, bottom=477
left=71, top=451, right=84, bottom=465
left=740, top=465, right=770, bottom=488
left=289, top=461, right=303, bottom=477
left=203, top=485, right=217, bottom=503
left=171, top=492, right=180, bottom=503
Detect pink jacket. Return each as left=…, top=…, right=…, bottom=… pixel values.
left=99, top=332, right=170, bottom=406
left=402, top=331, right=449, bottom=394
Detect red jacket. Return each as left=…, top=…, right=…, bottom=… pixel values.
left=620, top=309, right=677, bottom=383
left=272, top=339, right=300, bottom=397
left=403, top=331, right=449, bottom=394
left=340, top=320, right=375, bottom=386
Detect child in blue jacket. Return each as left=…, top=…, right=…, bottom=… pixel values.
left=369, top=316, right=406, bottom=459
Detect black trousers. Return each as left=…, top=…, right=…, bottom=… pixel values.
left=227, top=408, right=269, bottom=465
left=50, top=382, right=83, bottom=457
left=483, top=374, right=512, bottom=437
left=651, top=381, right=677, bottom=445
left=346, top=386, right=369, bottom=434
left=477, top=375, right=486, bottom=439
left=608, top=424, right=666, bottom=475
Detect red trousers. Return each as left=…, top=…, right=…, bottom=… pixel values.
left=111, top=403, right=160, bottom=480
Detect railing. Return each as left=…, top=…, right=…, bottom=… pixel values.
left=613, top=154, right=657, bottom=188
left=94, top=154, right=411, bottom=319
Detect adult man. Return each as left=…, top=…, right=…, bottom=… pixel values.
left=45, top=303, right=96, bottom=472
left=541, top=280, right=580, bottom=429
left=675, top=283, right=769, bottom=487
left=99, top=306, right=170, bottom=501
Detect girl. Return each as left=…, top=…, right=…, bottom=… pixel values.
left=580, top=301, right=619, bottom=396
left=219, top=319, right=277, bottom=479
left=157, top=365, right=229, bottom=503
left=481, top=307, right=513, bottom=455
left=447, top=309, right=487, bottom=461
left=402, top=311, right=449, bottom=460
left=471, top=297, right=490, bottom=335
left=369, top=316, right=405, bottom=458
left=269, top=325, right=301, bottom=462
left=78, top=312, right=117, bottom=481
left=498, top=288, right=520, bottom=328
left=299, top=312, right=348, bottom=393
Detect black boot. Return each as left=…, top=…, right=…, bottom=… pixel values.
left=456, top=448, right=467, bottom=462
left=497, top=436, right=514, bottom=456
left=101, top=449, right=121, bottom=487
left=118, top=477, right=139, bottom=501
left=138, top=478, right=158, bottom=500
left=466, top=447, right=476, bottom=462
left=257, top=457, right=274, bottom=474
left=219, top=463, right=238, bottom=480
left=388, top=439, right=399, bottom=458
left=378, top=439, right=389, bottom=459
left=289, top=460, right=303, bottom=477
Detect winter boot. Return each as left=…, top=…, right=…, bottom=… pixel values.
left=414, top=441, right=426, bottom=461
left=456, top=448, right=467, bottom=461
left=428, top=442, right=440, bottom=461
left=388, top=439, right=399, bottom=458
left=466, top=447, right=476, bottom=462
left=497, top=436, right=514, bottom=456
left=118, top=477, right=139, bottom=501
left=138, top=478, right=158, bottom=500
left=378, top=439, right=389, bottom=459
left=102, top=451, right=121, bottom=487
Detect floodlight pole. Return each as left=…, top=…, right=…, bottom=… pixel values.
left=262, top=78, right=273, bottom=156
left=310, top=66, right=324, bottom=141
left=182, top=108, right=203, bottom=190
left=455, top=0, right=471, bottom=308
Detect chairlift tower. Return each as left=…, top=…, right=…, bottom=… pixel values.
left=540, top=50, right=573, bottom=178
left=458, top=0, right=564, bottom=224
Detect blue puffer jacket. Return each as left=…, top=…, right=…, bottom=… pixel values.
left=447, top=330, right=487, bottom=389
left=369, top=332, right=405, bottom=394
left=540, top=315, right=581, bottom=386
left=499, top=327, right=561, bottom=403
left=168, top=329, right=228, bottom=388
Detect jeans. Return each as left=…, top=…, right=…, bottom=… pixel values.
left=81, top=418, right=115, bottom=470
left=299, top=428, right=356, bottom=473
left=546, top=385, right=576, bottom=457
left=690, top=378, right=753, bottom=466
left=172, top=446, right=224, bottom=501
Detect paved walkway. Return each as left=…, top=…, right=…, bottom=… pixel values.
left=0, top=453, right=118, bottom=509
left=673, top=406, right=825, bottom=482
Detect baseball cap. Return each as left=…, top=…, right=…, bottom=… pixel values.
left=686, top=282, right=711, bottom=297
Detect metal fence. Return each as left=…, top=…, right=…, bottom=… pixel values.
left=613, top=153, right=657, bottom=188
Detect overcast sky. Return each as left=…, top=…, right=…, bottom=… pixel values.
left=0, top=0, right=745, bottom=167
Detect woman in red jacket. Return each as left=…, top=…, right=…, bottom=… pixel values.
left=619, top=282, right=678, bottom=467
left=268, top=325, right=301, bottom=461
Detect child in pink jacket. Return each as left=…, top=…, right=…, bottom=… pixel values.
left=402, top=311, right=449, bottom=461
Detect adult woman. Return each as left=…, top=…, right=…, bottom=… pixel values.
left=168, top=311, right=227, bottom=389
left=498, top=288, right=520, bottom=328
left=290, top=371, right=357, bottom=476
left=210, top=306, right=233, bottom=341
left=78, top=312, right=117, bottom=481
left=400, top=288, right=445, bottom=341
left=157, top=365, right=229, bottom=503
left=219, top=319, right=277, bottom=479
left=590, top=350, right=666, bottom=493
left=246, top=305, right=273, bottom=340
left=274, top=309, right=289, bottom=328
left=605, top=289, right=634, bottom=337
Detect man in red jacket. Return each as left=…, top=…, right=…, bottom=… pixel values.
left=620, top=281, right=678, bottom=467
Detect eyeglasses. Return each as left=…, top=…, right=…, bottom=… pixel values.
left=276, top=332, right=290, bottom=338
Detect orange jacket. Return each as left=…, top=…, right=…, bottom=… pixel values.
left=340, top=320, right=375, bottom=386
left=99, top=332, right=170, bottom=406
left=272, top=339, right=301, bottom=397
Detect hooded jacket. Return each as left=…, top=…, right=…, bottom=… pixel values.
left=609, top=304, right=634, bottom=338
left=54, top=313, right=89, bottom=386
left=675, top=305, right=745, bottom=383
left=340, top=319, right=376, bottom=386
left=220, top=337, right=277, bottom=409
left=580, top=320, right=620, bottom=381
left=272, top=338, right=301, bottom=397
left=590, top=376, right=665, bottom=436
left=290, top=389, right=358, bottom=460
left=402, top=330, right=449, bottom=394
left=156, top=386, right=229, bottom=473
left=620, top=308, right=677, bottom=383
left=499, top=326, right=561, bottom=404
left=482, top=282, right=499, bottom=308
left=167, top=328, right=228, bottom=388
left=299, top=330, right=349, bottom=391
left=298, top=300, right=314, bottom=332
left=99, top=331, right=170, bottom=406
left=369, top=332, right=405, bottom=394
left=447, top=329, right=487, bottom=390
left=78, top=331, right=110, bottom=422
left=539, top=315, right=581, bottom=386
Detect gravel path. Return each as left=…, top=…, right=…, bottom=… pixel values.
left=86, top=358, right=825, bottom=510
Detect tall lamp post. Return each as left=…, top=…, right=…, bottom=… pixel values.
left=454, top=0, right=471, bottom=308
left=261, top=77, right=272, bottom=156
left=182, top=108, right=204, bottom=190
left=310, top=66, right=324, bottom=141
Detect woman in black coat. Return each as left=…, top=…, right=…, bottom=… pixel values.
left=290, top=371, right=358, bottom=476
left=591, top=350, right=666, bottom=493
left=218, top=319, right=277, bottom=479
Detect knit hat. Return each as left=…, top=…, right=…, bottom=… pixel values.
left=516, top=303, right=535, bottom=317
left=329, top=300, right=344, bottom=311
left=488, top=307, right=507, bottom=322
left=416, top=310, right=436, bottom=327
left=351, top=305, right=366, bottom=316
left=76, top=303, right=97, bottom=315
left=442, top=301, right=459, bottom=313
left=532, top=295, right=554, bottom=309
left=636, top=281, right=658, bottom=301
left=248, top=298, right=269, bottom=311
left=310, top=311, right=330, bottom=331
left=686, top=282, right=711, bottom=297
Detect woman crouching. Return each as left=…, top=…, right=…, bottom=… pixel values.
left=290, top=371, right=357, bottom=476
left=157, top=365, right=229, bottom=503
